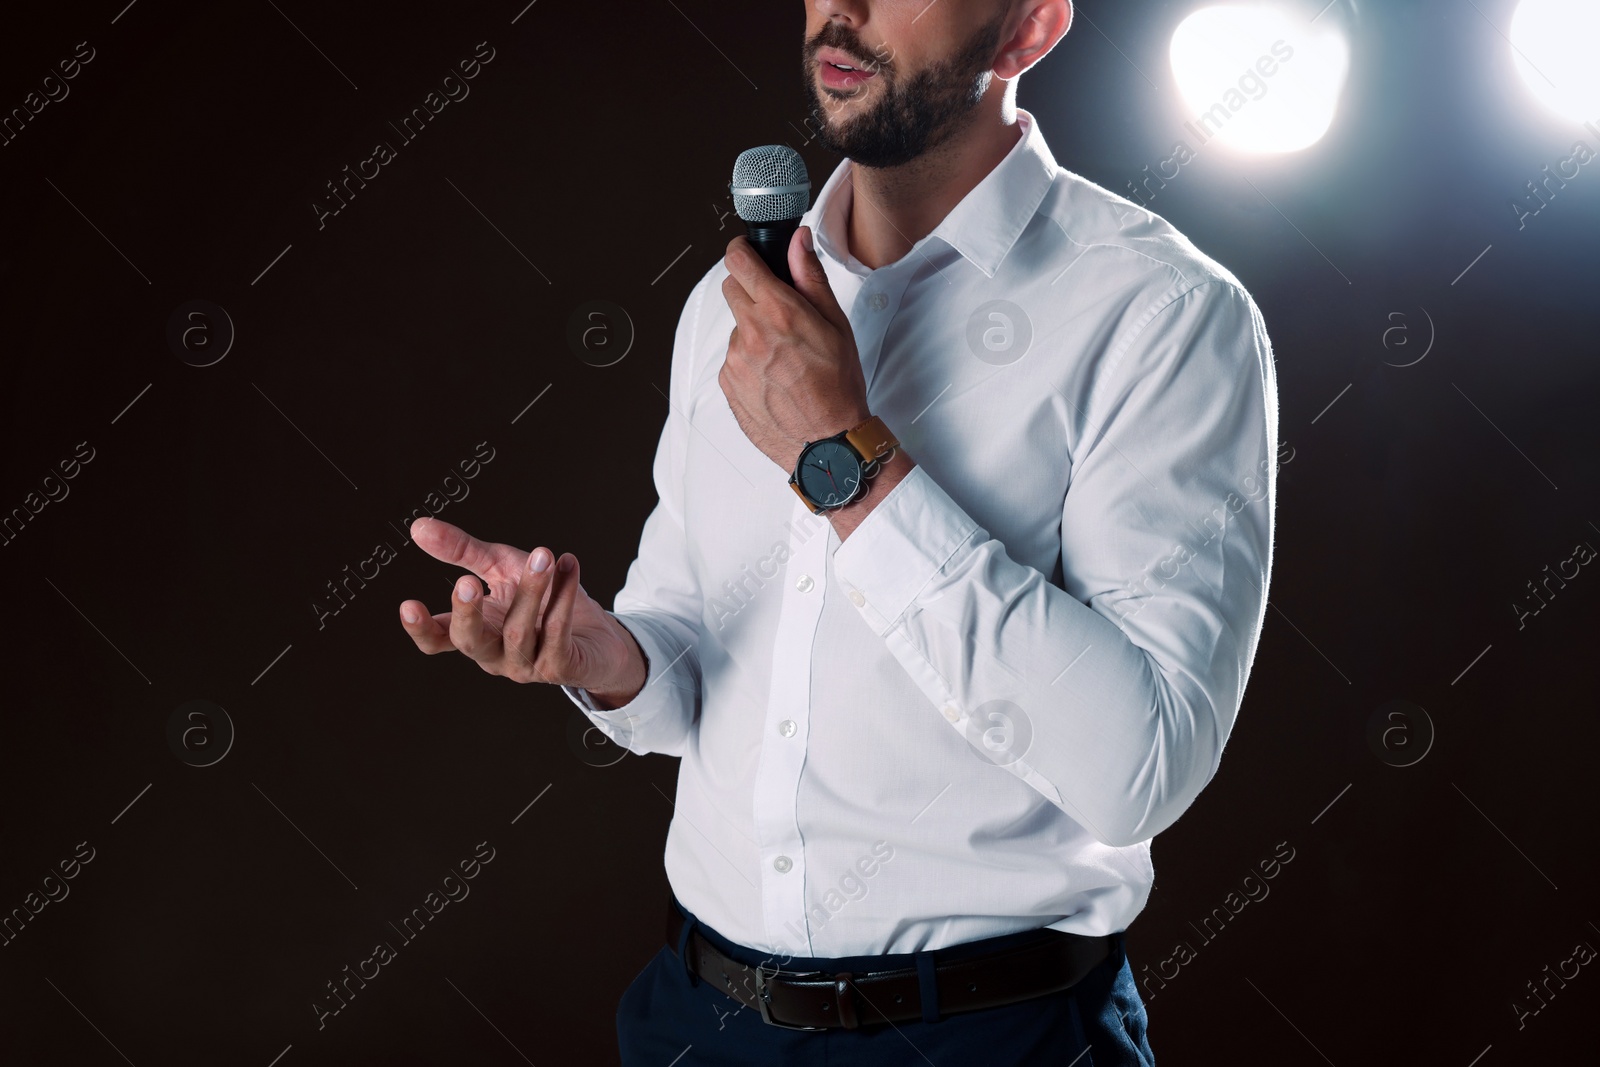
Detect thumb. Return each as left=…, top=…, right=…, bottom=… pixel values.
left=787, top=225, right=848, bottom=331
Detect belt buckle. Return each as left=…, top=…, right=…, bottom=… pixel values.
left=753, top=961, right=827, bottom=1031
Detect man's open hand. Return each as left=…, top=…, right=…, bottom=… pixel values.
left=399, top=517, right=645, bottom=699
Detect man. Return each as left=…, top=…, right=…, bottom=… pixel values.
left=400, top=0, right=1278, bottom=1062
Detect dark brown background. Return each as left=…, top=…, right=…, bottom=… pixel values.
left=0, top=0, right=1595, bottom=1063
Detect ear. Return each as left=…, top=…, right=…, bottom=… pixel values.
left=994, top=0, right=1072, bottom=81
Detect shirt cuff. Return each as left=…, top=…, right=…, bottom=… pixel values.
left=830, top=463, right=983, bottom=637
left=562, top=682, right=613, bottom=713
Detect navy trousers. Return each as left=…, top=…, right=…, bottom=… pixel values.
left=617, top=895, right=1156, bottom=1065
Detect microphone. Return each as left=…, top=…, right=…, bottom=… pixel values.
left=730, top=145, right=812, bottom=286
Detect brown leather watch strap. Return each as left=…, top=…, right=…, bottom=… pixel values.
left=844, top=415, right=898, bottom=466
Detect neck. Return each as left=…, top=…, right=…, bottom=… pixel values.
left=845, top=94, right=1025, bottom=270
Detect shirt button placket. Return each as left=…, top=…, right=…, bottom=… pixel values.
left=757, top=500, right=830, bottom=948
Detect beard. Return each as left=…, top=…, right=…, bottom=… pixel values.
left=801, top=12, right=1007, bottom=169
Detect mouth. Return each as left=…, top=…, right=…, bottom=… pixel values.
left=816, top=47, right=880, bottom=90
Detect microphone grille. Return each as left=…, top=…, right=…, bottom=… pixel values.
left=731, top=145, right=811, bottom=223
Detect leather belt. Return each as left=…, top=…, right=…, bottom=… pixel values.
left=666, top=897, right=1113, bottom=1030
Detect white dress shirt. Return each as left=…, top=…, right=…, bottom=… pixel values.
left=564, top=108, right=1279, bottom=959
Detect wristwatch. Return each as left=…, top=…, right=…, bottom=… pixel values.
left=788, top=415, right=900, bottom=514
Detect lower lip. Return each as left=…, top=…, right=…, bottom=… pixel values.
left=820, top=60, right=877, bottom=89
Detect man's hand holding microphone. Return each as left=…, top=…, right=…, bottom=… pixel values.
left=398, top=517, right=648, bottom=710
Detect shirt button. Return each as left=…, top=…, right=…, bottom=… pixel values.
left=773, top=855, right=793, bottom=873
left=848, top=589, right=865, bottom=607
left=942, top=705, right=960, bottom=723
left=796, top=574, right=814, bottom=593
left=868, top=292, right=888, bottom=311
left=778, top=719, right=797, bottom=738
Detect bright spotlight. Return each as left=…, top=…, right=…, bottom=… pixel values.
left=1510, top=0, right=1600, bottom=125
left=1169, top=4, right=1350, bottom=154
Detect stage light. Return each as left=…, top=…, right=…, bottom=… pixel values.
left=1510, top=0, right=1600, bottom=125
left=1169, top=3, right=1350, bottom=154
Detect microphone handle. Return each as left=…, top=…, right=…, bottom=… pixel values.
left=743, top=218, right=800, bottom=286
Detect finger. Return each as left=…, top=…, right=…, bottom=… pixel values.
left=410, top=516, right=515, bottom=581
left=448, top=574, right=497, bottom=665
left=534, top=552, right=582, bottom=679
left=721, top=268, right=755, bottom=324
left=724, top=234, right=762, bottom=283
left=399, top=599, right=454, bottom=654
left=498, top=546, right=556, bottom=678
left=787, top=224, right=849, bottom=333
left=724, top=236, right=783, bottom=306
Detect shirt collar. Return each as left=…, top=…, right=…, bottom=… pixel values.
left=803, top=107, right=1059, bottom=280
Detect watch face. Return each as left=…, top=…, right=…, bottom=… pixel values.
left=796, top=439, right=863, bottom=509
